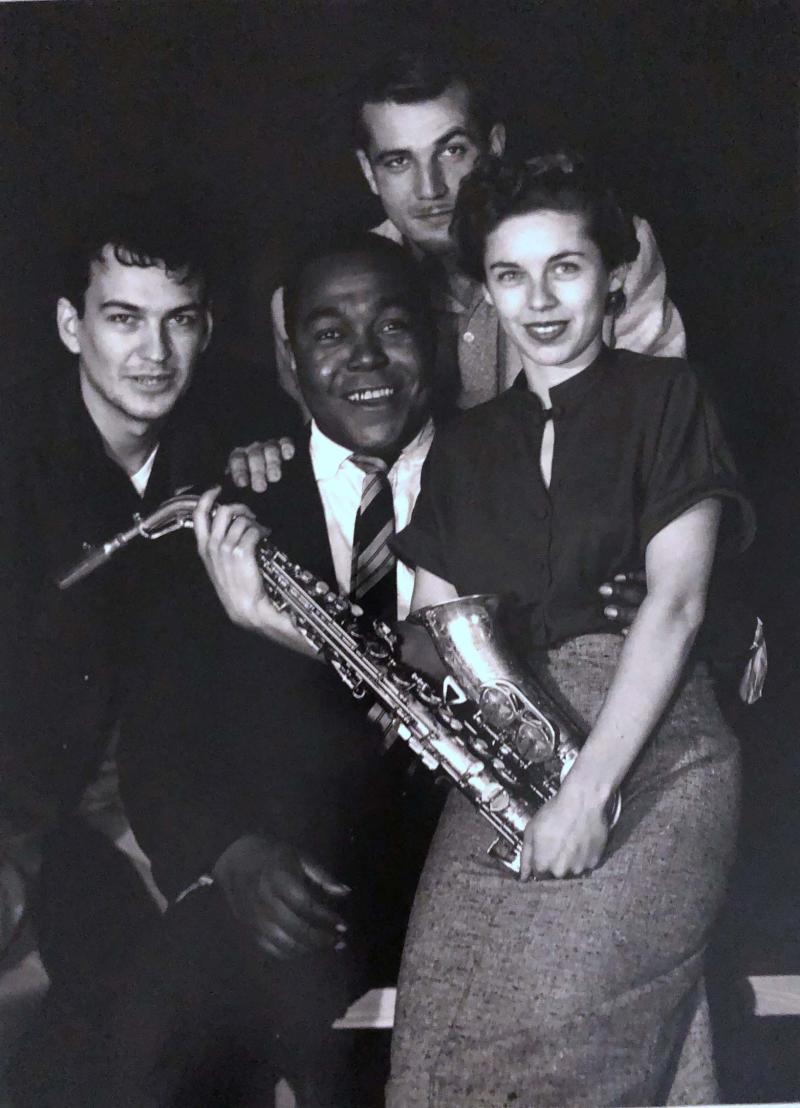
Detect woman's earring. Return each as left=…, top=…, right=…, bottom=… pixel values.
left=606, top=287, right=626, bottom=316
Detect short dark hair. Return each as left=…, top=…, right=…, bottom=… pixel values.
left=350, top=44, right=497, bottom=151
left=283, top=230, right=435, bottom=352
left=62, top=192, right=212, bottom=315
left=453, top=152, right=641, bottom=283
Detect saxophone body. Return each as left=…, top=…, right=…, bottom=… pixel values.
left=56, top=494, right=618, bottom=873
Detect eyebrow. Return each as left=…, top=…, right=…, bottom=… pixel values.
left=303, top=299, right=414, bottom=326
left=99, top=299, right=203, bottom=313
left=373, top=126, right=475, bottom=164
left=488, top=251, right=587, bottom=270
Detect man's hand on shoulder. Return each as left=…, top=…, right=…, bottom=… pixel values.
left=212, top=834, right=349, bottom=961
left=598, top=570, right=647, bottom=634
left=227, top=437, right=296, bottom=492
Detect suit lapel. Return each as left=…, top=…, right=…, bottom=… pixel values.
left=251, top=435, right=337, bottom=588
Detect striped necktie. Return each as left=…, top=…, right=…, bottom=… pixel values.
left=350, top=455, right=397, bottom=623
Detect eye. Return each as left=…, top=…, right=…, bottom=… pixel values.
left=493, top=268, right=524, bottom=285
left=552, top=260, right=581, bottom=277
left=106, top=312, right=137, bottom=325
left=440, top=142, right=469, bottom=160
left=313, top=327, right=343, bottom=343
left=170, top=313, right=201, bottom=329
left=379, top=316, right=410, bottom=334
left=382, top=154, right=410, bottom=171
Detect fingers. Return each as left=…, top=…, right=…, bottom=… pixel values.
left=299, top=857, right=351, bottom=900
left=227, top=438, right=296, bottom=492
left=252, top=861, right=348, bottom=959
left=193, top=485, right=222, bottom=552
left=520, top=804, right=608, bottom=881
left=598, top=570, right=647, bottom=630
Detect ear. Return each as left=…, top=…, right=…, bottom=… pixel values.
left=488, top=122, right=506, bottom=157
left=356, top=149, right=379, bottom=197
left=56, top=297, right=81, bottom=355
left=201, top=306, right=214, bottom=353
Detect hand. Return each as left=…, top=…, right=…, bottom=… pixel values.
left=213, top=835, right=350, bottom=960
left=227, top=437, right=295, bottom=492
left=193, top=487, right=312, bottom=654
left=598, top=569, right=647, bottom=633
left=519, top=776, right=610, bottom=880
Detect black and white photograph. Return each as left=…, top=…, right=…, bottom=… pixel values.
left=0, top=1, right=797, bottom=1105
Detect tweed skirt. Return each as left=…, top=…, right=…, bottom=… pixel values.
left=387, top=634, right=740, bottom=1108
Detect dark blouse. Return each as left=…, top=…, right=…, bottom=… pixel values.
left=393, top=347, right=755, bottom=649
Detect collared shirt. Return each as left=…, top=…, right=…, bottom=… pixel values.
left=394, top=347, right=754, bottom=650
left=130, top=445, right=160, bottom=497
left=309, top=418, right=434, bottom=619
left=270, top=214, right=686, bottom=412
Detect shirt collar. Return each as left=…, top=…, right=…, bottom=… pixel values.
left=511, top=344, right=611, bottom=415
left=309, top=418, right=435, bottom=481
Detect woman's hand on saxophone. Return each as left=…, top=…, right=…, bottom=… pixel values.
left=519, top=774, right=611, bottom=881
left=193, top=486, right=315, bottom=656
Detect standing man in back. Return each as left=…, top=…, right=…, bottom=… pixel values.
left=269, top=45, right=685, bottom=419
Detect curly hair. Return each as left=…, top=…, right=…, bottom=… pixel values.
left=452, top=152, right=640, bottom=283
left=61, top=191, right=212, bottom=315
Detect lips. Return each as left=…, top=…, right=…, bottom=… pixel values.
left=128, top=373, right=176, bottom=391
left=415, top=207, right=453, bottom=223
left=344, top=386, right=397, bottom=406
left=524, top=321, right=569, bottom=343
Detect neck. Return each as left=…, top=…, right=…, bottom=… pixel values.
left=80, top=379, right=161, bottom=475
left=521, top=340, right=603, bottom=405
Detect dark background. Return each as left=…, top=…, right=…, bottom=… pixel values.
left=1, top=1, right=799, bottom=1096
left=2, top=0, right=797, bottom=674
left=2, top=0, right=796, bottom=461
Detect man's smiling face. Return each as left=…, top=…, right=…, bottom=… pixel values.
left=290, top=250, right=433, bottom=460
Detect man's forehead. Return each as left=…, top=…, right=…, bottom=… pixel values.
left=85, top=245, right=202, bottom=302
left=297, top=254, right=416, bottom=316
left=361, top=82, right=473, bottom=152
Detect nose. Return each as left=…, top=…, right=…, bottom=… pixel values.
left=528, top=275, right=558, bottom=312
left=141, top=320, right=170, bottom=364
left=414, top=157, right=447, bottom=201
left=348, top=331, right=389, bottom=372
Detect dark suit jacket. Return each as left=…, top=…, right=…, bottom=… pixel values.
left=119, top=435, right=385, bottom=900
left=0, top=370, right=229, bottom=834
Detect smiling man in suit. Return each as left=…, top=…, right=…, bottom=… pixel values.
left=112, top=231, right=440, bottom=1108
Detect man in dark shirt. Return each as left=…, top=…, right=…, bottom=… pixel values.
left=0, top=192, right=229, bottom=1103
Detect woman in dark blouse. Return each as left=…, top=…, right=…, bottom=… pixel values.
left=387, top=155, right=754, bottom=1107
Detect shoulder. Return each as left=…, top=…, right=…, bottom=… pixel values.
left=605, top=348, right=700, bottom=398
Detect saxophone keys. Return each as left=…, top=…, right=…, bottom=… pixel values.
left=515, top=717, right=556, bottom=763
left=479, top=686, right=517, bottom=728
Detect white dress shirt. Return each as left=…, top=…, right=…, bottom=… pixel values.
left=309, top=419, right=434, bottom=619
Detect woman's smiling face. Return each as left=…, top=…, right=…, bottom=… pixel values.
left=484, top=208, right=621, bottom=378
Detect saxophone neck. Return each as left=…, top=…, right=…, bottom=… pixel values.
left=55, top=493, right=200, bottom=589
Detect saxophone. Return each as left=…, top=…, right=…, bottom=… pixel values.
left=57, top=493, right=619, bottom=873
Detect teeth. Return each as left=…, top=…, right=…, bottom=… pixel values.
left=528, top=323, right=564, bottom=335
left=346, top=387, right=395, bottom=403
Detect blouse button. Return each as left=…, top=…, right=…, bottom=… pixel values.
left=462, top=331, right=475, bottom=344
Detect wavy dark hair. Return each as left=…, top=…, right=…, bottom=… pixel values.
left=62, top=191, right=212, bottom=315
left=350, top=44, right=497, bottom=150
left=452, top=152, right=640, bottom=285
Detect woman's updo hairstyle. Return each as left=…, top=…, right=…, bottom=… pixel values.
left=452, top=152, right=640, bottom=284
